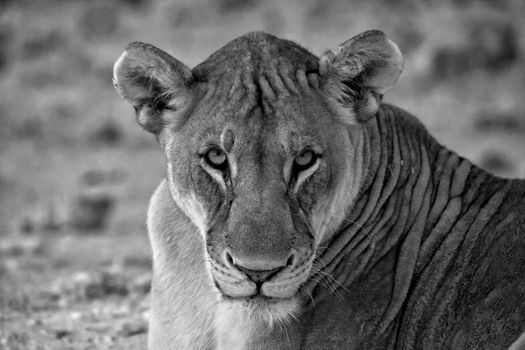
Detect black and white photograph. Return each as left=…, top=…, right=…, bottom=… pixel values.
left=1, top=0, right=524, bottom=349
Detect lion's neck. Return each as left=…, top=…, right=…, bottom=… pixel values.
left=306, top=105, right=443, bottom=295
left=304, top=104, right=509, bottom=342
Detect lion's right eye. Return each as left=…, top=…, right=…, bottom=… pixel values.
left=204, top=148, right=228, bottom=170
left=293, top=150, right=318, bottom=172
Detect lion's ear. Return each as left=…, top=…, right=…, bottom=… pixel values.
left=113, top=42, right=193, bottom=133
left=320, top=30, right=403, bottom=122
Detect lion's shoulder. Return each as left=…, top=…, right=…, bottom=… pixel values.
left=147, top=180, right=182, bottom=240
left=147, top=180, right=216, bottom=349
left=147, top=180, right=198, bottom=262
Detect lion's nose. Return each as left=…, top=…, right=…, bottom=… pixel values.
left=226, top=252, right=295, bottom=283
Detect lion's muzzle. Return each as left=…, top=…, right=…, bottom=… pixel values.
left=207, top=246, right=313, bottom=302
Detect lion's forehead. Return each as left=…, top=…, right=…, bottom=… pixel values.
left=192, top=31, right=319, bottom=81
left=190, top=98, right=327, bottom=159
left=183, top=32, right=333, bottom=159
left=190, top=32, right=321, bottom=121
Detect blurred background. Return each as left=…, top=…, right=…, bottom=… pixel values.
left=1, top=0, right=524, bottom=348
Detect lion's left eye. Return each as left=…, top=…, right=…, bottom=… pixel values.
left=293, top=150, right=317, bottom=170
left=204, top=148, right=227, bottom=169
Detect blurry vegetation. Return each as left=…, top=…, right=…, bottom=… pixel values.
left=20, top=29, right=67, bottom=60
left=79, top=3, right=119, bottom=40
left=0, top=23, right=13, bottom=72
left=474, top=110, right=525, bottom=134
left=69, top=191, right=115, bottom=231
left=479, top=150, right=515, bottom=174
left=431, top=19, right=519, bottom=79
left=88, top=120, right=124, bottom=146
left=0, top=0, right=524, bottom=348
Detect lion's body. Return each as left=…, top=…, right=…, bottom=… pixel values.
left=113, top=31, right=525, bottom=349
left=146, top=106, right=525, bottom=349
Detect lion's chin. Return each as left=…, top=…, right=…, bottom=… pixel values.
left=220, top=295, right=299, bottom=328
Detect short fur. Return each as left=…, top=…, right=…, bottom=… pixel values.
left=113, top=31, right=525, bottom=349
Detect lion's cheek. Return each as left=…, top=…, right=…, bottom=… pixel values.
left=165, top=162, right=206, bottom=233
left=170, top=189, right=208, bottom=234
left=166, top=162, right=226, bottom=235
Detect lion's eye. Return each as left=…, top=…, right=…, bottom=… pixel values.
left=293, top=150, right=317, bottom=170
left=205, top=148, right=227, bottom=169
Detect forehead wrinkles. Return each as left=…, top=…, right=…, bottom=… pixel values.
left=194, top=57, right=322, bottom=156
left=205, top=62, right=314, bottom=117
left=259, top=62, right=306, bottom=103
left=197, top=71, right=257, bottom=125
left=221, top=128, right=235, bottom=153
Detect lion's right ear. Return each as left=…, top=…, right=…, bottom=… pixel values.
left=319, top=30, right=403, bottom=123
left=113, top=42, right=193, bottom=133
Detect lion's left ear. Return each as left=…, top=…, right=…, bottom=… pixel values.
left=113, top=42, right=193, bottom=134
left=319, top=30, right=403, bottom=122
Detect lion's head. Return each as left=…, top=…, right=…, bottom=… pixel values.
left=113, top=31, right=403, bottom=324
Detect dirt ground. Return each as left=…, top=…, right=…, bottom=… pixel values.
left=1, top=233, right=150, bottom=349
left=1, top=0, right=525, bottom=349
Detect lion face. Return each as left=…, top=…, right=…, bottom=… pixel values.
left=113, top=31, right=403, bottom=323
left=161, top=88, right=357, bottom=320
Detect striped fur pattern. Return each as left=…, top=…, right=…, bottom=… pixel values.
left=303, top=105, right=525, bottom=349
left=113, top=31, right=525, bottom=349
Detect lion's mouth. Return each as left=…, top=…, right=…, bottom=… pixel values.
left=222, top=293, right=292, bottom=304
left=212, top=276, right=299, bottom=300
left=207, top=250, right=314, bottom=310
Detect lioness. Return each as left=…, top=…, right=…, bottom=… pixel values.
left=113, top=31, right=525, bottom=349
